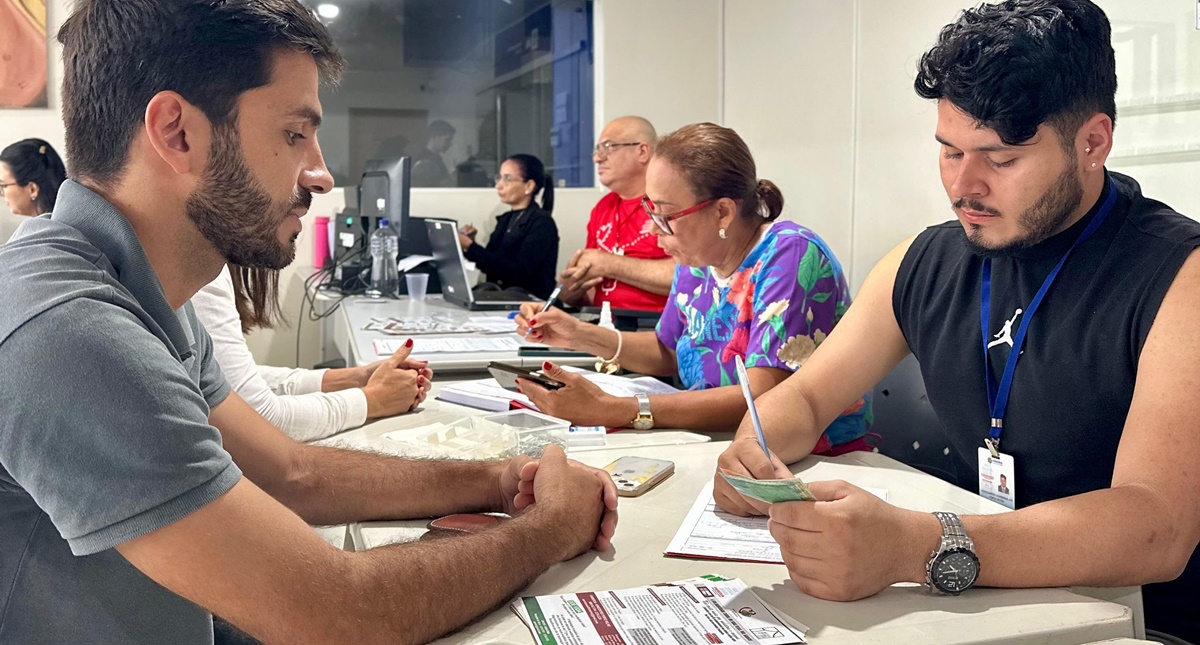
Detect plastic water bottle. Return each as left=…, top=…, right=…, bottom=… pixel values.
left=598, top=300, right=616, bottom=331
left=366, top=218, right=399, bottom=298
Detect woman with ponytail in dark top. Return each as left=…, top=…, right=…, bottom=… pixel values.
left=458, top=153, right=559, bottom=299
left=511, top=123, right=870, bottom=448
left=0, top=138, right=66, bottom=216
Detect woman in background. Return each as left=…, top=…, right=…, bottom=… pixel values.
left=0, top=138, right=66, bottom=216
left=459, top=153, right=559, bottom=299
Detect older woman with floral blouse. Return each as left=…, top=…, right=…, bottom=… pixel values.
left=514, top=123, right=870, bottom=450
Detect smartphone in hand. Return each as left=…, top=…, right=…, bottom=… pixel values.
left=487, top=361, right=565, bottom=391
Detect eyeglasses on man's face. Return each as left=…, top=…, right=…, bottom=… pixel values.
left=641, top=196, right=714, bottom=235
left=592, top=140, right=642, bottom=158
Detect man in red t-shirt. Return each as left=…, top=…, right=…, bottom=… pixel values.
left=559, top=116, right=675, bottom=312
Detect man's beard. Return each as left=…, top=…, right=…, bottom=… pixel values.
left=960, top=159, right=1084, bottom=258
left=185, top=124, right=311, bottom=269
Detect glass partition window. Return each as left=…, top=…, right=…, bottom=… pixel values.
left=305, top=0, right=595, bottom=189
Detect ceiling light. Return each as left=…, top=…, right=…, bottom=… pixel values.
left=317, top=3, right=340, bottom=19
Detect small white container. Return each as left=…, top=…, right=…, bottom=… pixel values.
left=566, top=425, right=607, bottom=448
left=482, top=409, right=570, bottom=457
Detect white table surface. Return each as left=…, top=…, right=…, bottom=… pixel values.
left=328, top=295, right=597, bottom=371
left=346, top=440, right=1135, bottom=644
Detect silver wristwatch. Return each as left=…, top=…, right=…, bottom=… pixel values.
left=926, top=511, right=979, bottom=595
left=631, top=394, right=653, bottom=430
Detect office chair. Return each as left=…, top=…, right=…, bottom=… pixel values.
left=872, top=354, right=968, bottom=489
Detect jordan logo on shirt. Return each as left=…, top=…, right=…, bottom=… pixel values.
left=987, top=308, right=1023, bottom=349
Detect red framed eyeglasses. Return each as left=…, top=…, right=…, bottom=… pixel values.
left=641, top=196, right=714, bottom=235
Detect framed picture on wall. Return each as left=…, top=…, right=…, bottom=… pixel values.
left=0, top=0, right=48, bottom=109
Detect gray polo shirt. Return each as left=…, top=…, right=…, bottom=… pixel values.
left=0, top=180, right=241, bottom=644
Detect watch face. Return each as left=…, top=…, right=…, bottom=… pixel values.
left=933, top=550, right=979, bottom=594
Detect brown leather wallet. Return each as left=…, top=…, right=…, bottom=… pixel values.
left=426, top=513, right=509, bottom=534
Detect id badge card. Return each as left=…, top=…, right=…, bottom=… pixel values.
left=978, top=447, right=1016, bottom=510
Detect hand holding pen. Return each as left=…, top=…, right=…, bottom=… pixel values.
left=710, top=356, right=794, bottom=516
left=514, top=287, right=582, bottom=349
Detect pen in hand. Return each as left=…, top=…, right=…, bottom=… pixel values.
left=734, top=355, right=771, bottom=457
left=539, top=284, right=564, bottom=314
left=526, top=284, right=564, bottom=337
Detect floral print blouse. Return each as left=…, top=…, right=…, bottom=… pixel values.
left=656, top=220, right=871, bottom=448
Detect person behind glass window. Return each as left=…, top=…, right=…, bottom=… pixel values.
left=411, top=119, right=455, bottom=187
left=459, top=153, right=559, bottom=299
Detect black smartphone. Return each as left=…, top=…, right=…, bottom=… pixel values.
left=487, top=361, right=565, bottom=391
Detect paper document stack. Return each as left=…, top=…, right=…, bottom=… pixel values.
left=512, top=574, right=807, bottom=644
left=436, top=378, right=533, bottom=412
left=436, top=371, right=683, bottom=414
left=374, top=336, right=523, bottom=355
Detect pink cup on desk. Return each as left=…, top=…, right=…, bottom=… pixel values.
left=313, top=216, right=331, bottom=268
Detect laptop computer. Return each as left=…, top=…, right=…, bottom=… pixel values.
left=424, top=218, right=530, bottom=311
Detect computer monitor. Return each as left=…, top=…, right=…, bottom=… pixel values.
left=360, top=157, right=411, bottom=240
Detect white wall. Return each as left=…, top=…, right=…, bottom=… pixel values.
left=851, top=0, right=962, bottom=290
left=724, top=0, right=856, bottom=276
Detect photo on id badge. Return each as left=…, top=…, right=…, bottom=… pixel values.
left=977, top=447, right=1015, bottom=510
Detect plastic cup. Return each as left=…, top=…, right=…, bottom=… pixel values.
left=406, top=273, right=429, bottom=300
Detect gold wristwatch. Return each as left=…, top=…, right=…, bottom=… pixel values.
left=631, top=393, right=654, bottom=430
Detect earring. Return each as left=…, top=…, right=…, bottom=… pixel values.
left=719, top=228, right=727, bottom=240
left=1085, top=147, right=1091, bottom=154
left=1091, top=162, right=1097, bottom=168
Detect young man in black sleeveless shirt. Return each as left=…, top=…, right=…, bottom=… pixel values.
left=713, top=1, right=1200, bottom=641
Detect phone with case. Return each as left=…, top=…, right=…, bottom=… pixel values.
left=603, top=456, right=675, bottom=497
left=487, top=361, right=565, bottom=391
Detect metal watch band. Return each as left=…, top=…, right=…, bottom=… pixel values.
left=632, top=394, right=653, bottom=429
left=927, top=511, right=978, bottom=595
left=934, top=511, right=968, bottom=540
left=633, top=390, right=652, bottom=417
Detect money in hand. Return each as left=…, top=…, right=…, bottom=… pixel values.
left=719, top=469, right=816, bottom=504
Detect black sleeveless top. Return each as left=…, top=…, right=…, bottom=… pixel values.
left=893, top=171, right=1200, bottom=640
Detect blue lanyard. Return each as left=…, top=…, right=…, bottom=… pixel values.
left=980, top=177, right=1117, bottom=454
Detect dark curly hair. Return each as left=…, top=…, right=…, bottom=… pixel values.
left=914, top=0, right=1116, bottom=148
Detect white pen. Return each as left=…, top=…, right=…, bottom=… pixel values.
left=526, top=284, right=564, bottom=336
left=539, top=283, right=564, bottom=314
left=734, top=355, right=770, bottom=457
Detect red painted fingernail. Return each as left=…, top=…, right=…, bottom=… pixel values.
left=530, top=318, right=538, bottom=326
left=404, top=338, right=413, bottom=348
left=418, top=376, right=426, bottom=384
left=543, top=361, right=553, bottom=371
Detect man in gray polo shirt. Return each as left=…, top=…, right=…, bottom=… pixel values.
left=0, top=2, right=616, bottom=644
